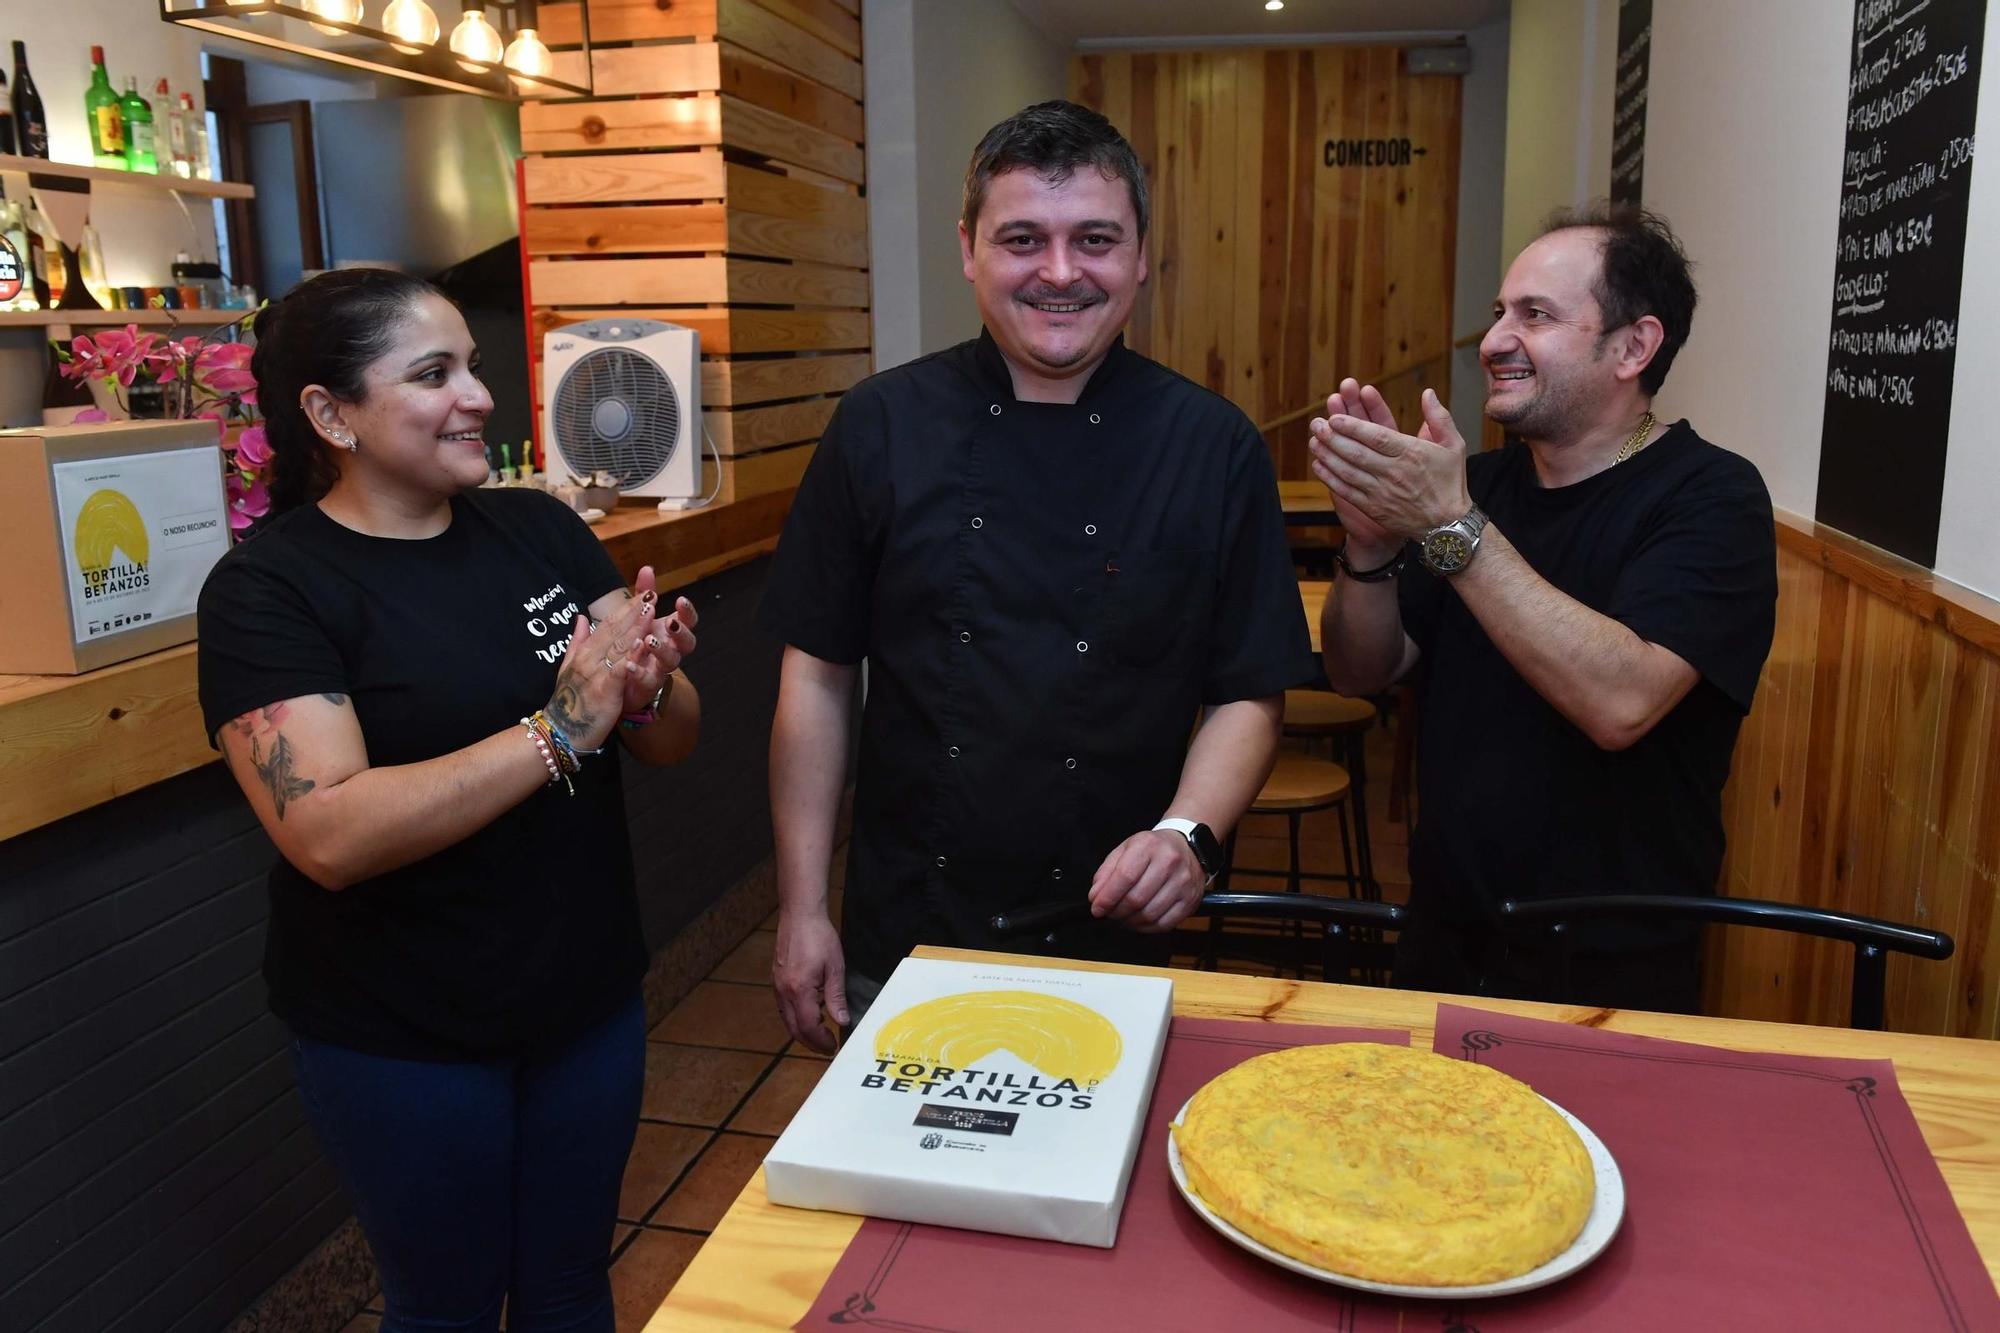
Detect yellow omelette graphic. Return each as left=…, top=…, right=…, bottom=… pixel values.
left=873, top=990, right=1123, bottom=1085
left=73, top=489, right=149, bottom=577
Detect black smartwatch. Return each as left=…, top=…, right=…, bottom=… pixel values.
left=1154, top=818, right=1223, bottom=884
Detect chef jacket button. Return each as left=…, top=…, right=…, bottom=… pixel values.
left=948, top=745, right=960, bottom=758
left=989, top=403, right=1002, bottom=416
left=1052, top=868, right=1063, bottom=880
left=959, top=630, right=971, bottom=643
left=970, top=516, right=983, bottom=529
left=1084, top=523, right=1097, bottom=535
left=1089, top=413, right=1101, bottom=425
left=935, top=855, right=947, bottom=868
left=1076, top=640, right=1089, bottom=653
left=1065, top=757, right=1077, bottom=770
left=1044, top=932, right=1059, bottom=944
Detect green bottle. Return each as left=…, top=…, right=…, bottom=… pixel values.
left=85, top=45, right=124, bottom=168
left=120, top=75, right=155, bottom=173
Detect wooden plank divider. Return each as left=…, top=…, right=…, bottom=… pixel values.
left=717, top=0, right=863, bottom=99
left=586, top=43, right=724, bottom=97
left=702, top=396, right=839, bottom=454
left=529, top=255, right=868, bottom=307
left=523, top=150, right=727, bottom=205
left=708, top=439, right=816, bottom=503
left=721, top=43, right=866, bottom=143
left=535, top=307, right=872, bottom=354
left=724, top=161, right=867, bottom=229
left=525, top=202, right=729, bottom=256
left=701, top=352, right=870, bottom=406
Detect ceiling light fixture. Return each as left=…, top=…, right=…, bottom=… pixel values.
left=158, top=0, right=589, bottom=101
left=448, top=7, right=505, bottom=69
left=1265, top=0, right=1285, bottom=10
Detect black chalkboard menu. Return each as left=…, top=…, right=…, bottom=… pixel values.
left=1817, top=0, right=1987, bottom=567
left=1612, top=0, right=1652, bottom=204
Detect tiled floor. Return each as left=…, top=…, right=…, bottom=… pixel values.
left=345, top=705, right=1409, bottom=1330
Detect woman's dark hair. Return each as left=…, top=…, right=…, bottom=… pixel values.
left=962, top=99, right=1149, bottom=241
left=1539, top=201, right=1697, bottom=395
left=252, top=267, right=447, bottom=513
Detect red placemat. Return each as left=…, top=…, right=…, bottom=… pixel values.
left=798, top=1007, right=2000, bottom=1331
left=1424, top=1003, right=2000, bottom=1331
left=795, top=1017, right=1406, bottom=1329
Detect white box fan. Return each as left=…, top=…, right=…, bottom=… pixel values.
left=542, top=318, right=706, bottom=508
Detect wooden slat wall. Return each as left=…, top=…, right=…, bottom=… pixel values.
left=1709, top=512, right=2000, bottom=1036
left=525, top=0, right=868, bottom=503
left=1071, top=48, right=1460, bottom=479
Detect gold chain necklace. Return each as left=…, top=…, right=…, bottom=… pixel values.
left=1612, top=410, right=1657, bottom=465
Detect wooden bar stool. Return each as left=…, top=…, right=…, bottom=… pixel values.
left=1281, top=689, right=1378, bottom=898
left=1207, top=754, right=1359, bottom=974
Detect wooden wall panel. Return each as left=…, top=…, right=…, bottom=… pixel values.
left=1072, top=49, right=1460, bottom=479
left=523, top=0, right=868, bottom=522
left=1708, top=513, right=2000, bottom=1037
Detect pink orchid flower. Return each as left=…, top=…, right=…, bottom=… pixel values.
left=226, top=472, right=271, bottom=530
left=233, top=425, right=272, bottom=467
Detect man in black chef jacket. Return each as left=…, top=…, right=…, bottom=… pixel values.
left=760, top=101, right=1316, bottom=1049
left=1310, top=203, right=1777, bottom=1012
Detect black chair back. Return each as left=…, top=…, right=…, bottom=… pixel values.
left=1497, top=894, right=1954, bottom=1029
left=989, top=894, right=1407, bottom=985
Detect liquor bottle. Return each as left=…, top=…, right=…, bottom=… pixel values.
left=179, top=93, right=211, bottom=180
left=12, top=42, right=47, bottom=158
left=0, top=67, right=16, bottom=155
left=0, top=191, right=37, bottom=312
left=165, top=84, right=192, bottom=178
left=121, top=76, right=156, bottom=173
left=23, top=195, right=50, bottom=306
left=85, top=47, right=124, bottom=169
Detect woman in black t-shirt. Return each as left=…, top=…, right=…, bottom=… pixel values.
left=197, top=269, right=702, bottom=1331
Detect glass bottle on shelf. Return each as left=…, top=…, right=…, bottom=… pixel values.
left=165, top=83, right=192, bottom=178
left=120, top=76, right=156, bottom=174
left=0, top=67, right=16, bottom=156
left=0, top=191, right=37, bottom=312
left=85, top=46, right=124, bottom=169
left=12, top=42, right=47, bottom=159
left=179, top=93, right=212, bottom=180
left=24, top=196, right=51, bottom=306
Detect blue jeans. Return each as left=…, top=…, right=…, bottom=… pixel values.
left=290, top=995, right=645, bottom=1332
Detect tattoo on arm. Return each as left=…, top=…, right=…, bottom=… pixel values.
left=545, top=666, right=596, bottom=740
left=321, top=692, right=348, bottom=705
left=229, top=703, right=317, bottom=820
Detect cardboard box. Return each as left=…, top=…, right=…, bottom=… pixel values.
left=0, top=421, right=231, bottom=674
left=764, top=957, right=1173, bottom=1247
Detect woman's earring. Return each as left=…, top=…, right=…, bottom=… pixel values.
left=334, top=432, right=358, bottom=452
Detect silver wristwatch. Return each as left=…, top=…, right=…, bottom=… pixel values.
left=1418, top=504, right=1488, bottom=575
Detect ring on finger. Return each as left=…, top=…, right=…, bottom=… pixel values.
left=602, top=655, right=616, bottom=670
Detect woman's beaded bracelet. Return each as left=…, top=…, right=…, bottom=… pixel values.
left=520, top=715, right=572, bottom=795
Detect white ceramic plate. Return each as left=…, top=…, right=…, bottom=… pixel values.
left=1167, top=1093, right=1626, bottom=1299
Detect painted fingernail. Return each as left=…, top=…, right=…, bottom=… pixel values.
left=646, top=634, right=658, bottom=648
left=667, top=618, right=680, bottom=634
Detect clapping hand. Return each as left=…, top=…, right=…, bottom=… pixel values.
left=620, top=564, right=698, bottom=714
left=1309, top=382, right=1470, bottom=545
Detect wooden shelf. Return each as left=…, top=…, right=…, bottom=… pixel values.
left=0, top=309, right=252, bottom=328
left=0, top=154, right=254, bottom=200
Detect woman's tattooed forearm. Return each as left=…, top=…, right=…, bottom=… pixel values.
left=546, top=666, right=597, bottom=739
left=229, top=703, right=316, bottom=818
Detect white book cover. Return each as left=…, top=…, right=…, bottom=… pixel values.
left=764, top=956, right=1174, bottom=1247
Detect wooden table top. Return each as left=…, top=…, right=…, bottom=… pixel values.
left=1278, top=480, right=1339, bottom=526
left=647, top=947, right=2000, bottom=1330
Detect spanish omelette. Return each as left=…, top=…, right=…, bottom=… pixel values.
left=1171, top=1043, right=1595, bottom=1286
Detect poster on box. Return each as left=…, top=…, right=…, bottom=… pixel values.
left=765, top=957, right=1173, bottom=1247
left=51, top=447, right=230, bottom=645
